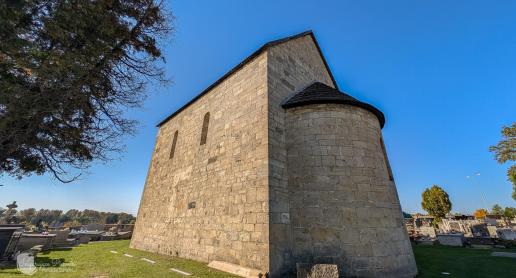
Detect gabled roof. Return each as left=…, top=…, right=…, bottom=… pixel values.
left=157, top=30, right=337, bottom=127
left=281, top=82, right=385, bottom=128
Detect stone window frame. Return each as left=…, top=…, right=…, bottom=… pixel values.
left=169, top=130, right=178, bottom=159
left=380, top=136, right=394, bottom=181
left=200, top=112, right=210, bottom=145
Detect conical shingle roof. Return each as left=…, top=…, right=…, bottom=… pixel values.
left=282, top=82, right=385, bottom=128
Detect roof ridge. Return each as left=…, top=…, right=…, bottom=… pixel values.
left=157, top=30, right=335, bottom=127
left=263, top=30, right=313, bottom=48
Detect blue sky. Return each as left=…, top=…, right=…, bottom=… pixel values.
left=1, top=0, right=515, bottom=215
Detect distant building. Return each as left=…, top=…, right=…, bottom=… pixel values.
left=131, top=31, right=417, bottom=277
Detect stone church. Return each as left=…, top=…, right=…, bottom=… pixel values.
left=131, top=31, right=417, bottom=277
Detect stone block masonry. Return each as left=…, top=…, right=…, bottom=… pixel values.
left=285, top=104, right=416, bottom=277
left=131, top=31, right=417, bottom=277
left=130, top=50, right=270, bottom=272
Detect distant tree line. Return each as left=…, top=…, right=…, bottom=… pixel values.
left=0, top=206, right=135, bottom=228
left=491, top=204, right=516, bottom=219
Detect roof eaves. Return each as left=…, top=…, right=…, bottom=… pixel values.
left=282, top=98, right=385, bottom=128
left=281, top=82, right=386, bottom=128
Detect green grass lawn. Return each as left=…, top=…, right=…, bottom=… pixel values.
left=414, top=244, right=516, bottom=278
left=0, top=240, right=238, bottom=277
left=1, top=240, right=516, bottom=277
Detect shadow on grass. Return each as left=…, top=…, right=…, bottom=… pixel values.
left=39, top=247, right=73, bottom=255
left=0, top=260, right=17, bottom=270
left=414, top=244, right=516, bottom=278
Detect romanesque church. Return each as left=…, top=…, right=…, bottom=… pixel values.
left=131, top=31, right=417, bottom=277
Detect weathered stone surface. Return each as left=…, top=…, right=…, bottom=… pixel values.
left=419, top=226, right=437, bottom=238
left=267, top=34, right=336, bottom=277
left=437, top=233, right=465, bottom=247
left=497, top=229, right=516, bottom=240
left=131, top=32, right=418, bottom=278
left=487, top=226, right=498, bottom=238
left=284, top=103, right=417, bottom=277
left=296, top=263, right=339, bottom=278
left=17, top=234, right=56, bottom=251
left=130, top=50, right=270, bottom=272
left=208, top=260, right=264, bottom=278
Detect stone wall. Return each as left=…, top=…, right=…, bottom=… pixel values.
left=132, top=32, right=418, bottom=277
left=267, top=35, right=335, bottom=277
left=437, top=234, right=465, bottom=246
left=419, top=226, right=437, bottom=238
left=284, top=104, right=417, bottom=277
left=130, top=52, right=270, bottom=272
left=498, top=229, right=516, bottom=240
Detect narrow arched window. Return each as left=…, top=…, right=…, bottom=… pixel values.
left=380, top=137, right=394, bottom=181
left=169, top=130, right=178, bottom=159
left=200, top=112, right=210, bottom=145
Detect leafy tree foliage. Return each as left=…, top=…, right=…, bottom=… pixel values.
left=17, top=207, right=37, bottom=223
left=80, top=209, right=102, bottom=224
left=504, top=207, right=516, bottom=219
left=0, top=0, right=172, bottom=182
left=509, top=167, right=516, bottom=201
left=63, top=220, right=81, bottom=228
left=474, top=208, right=488, bottom=219
left=105, top=213, right=119, bottom=224
left=491, top=204, right=504, bottom=215
left=64, top=209, right=80, bottom=221
left=490, top=122, right=516, bottom=201
left=117, top=212, right=134, bottom=224
left=421, top=185, right=452, bottom=223
left=23, top=209, right=63, bottom=226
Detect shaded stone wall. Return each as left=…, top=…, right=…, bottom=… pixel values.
left=130, top=52, right=270, bottom=271
left=266, top=35, right=335, bottom=276
left=285, top=104, right=417, bottom=277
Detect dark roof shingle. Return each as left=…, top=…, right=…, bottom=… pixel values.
left=281, top=82, right=385, bottom=128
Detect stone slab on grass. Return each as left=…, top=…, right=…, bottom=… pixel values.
left=208, top=260, right=264, bottom=278
left=170, top=268, right=192, bottom=276
left=141, top=258, right=156, bottom=264
left=415, top=239, right=436, bottom=246
left=471, top=244, right=493, bottom=249
left=437, top=233, right=465, bottom=247
left=296, top=263, right=339, bottom=278
left=491, top=252, right=516, bottom=258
